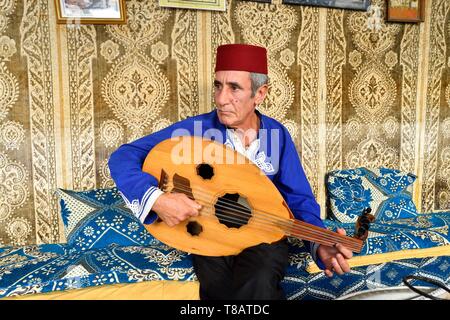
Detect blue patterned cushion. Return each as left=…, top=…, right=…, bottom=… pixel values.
left=323, top=212, right=450, bottom=256
left=283, top=253, right=450, bottom=300
left=326, top=167, right=418, bottom=223
left=56, top=187, right=155, bottom=250
left=0, top=241, right=195, bottom=298
left=1, top=241, right=449, bottom=300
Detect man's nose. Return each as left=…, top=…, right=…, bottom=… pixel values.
left=215, top=88, right=230, bottom=106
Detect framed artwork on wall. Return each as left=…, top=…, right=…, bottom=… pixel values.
left=386, top=0, right=424, bottom=23
left=55, top=0, right=127, bottom=25
left=240, top=0, right=271, bottom=3
left=158, top=0, right=226, bottom=11
left=281, top=0, right=371, bottom=11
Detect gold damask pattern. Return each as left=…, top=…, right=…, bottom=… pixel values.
left=20, top=0, right=60, bottom=244
left=102, top=0, right=171, bottom=141
left=0, top=0, right=30, bottom=247
left=1, top=0, right=450, bottom=245
left=344, top=7, right=402, bottom=170
left=297, top=6, right=320, bottom=195
left=0, top=154, right=28, bottom=241
left=0, top=62, right=18, bottom=121
left=421, top=0, right=450, bottom=212
left=210, top=0, right=235, bottom=108
left=434, top=0, right=450, bottom=211
left=66, top=26, right=97, bottom=191
left=399, top=24, right=420, bottom=175
left=325, top=10, right=345, bottom=175
left=172, top=9, right=199, bottom=120
left=0, top=1, right=23, bottom=247
left=235, top=2, right=296, bottom=123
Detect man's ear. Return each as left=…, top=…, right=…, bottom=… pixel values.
left=254, top=84, right=268, bottom=105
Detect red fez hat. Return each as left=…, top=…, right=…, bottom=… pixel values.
left=215, top=44, right=268, bottom=75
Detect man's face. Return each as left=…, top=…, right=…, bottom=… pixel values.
left=214, top=70, right=266, bottom=128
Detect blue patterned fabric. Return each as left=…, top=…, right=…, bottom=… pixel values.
left=57, top=188, right=155, bottom=251
left=1, top=239, right=449, bottom=299
left=0, top=182, right=446, bottom=299
left=283, top=236, right=450, bottom=300
left=0, top=240, right=195, bottom=298
left=323, top=211, right=450, bottom=256
left=326, top=167, right=418, bottom=223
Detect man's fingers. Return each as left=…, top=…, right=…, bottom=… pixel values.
left=318, top=229, right=353, bottom=276
left=183, top=196, right=202, bottom=215
left=331, top=258, right=344, bottom=275
left=193, top=201, right=202, bottom=211
left=336, top=253, right=351, bottom=273
left=335, top=243, right=353, bottom=259
left=189, top=203, right=202, bottom=217
left=181, top=194, right=201, bottom=207
left=324, top=269, right=333, bottom=278
left=334, top=228, right=353, bottom=259
left=190, top=201, right=202, bottom=210
left=165, top=218, right=176, bottom=227
left=156, top=193, right=202, bottom=226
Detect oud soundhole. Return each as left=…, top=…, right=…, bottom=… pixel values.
left=186, top=221, right=203, bottom=236
left=196, top=163, right=214, bottom=180
left=214, top=193, right=252, bottom=229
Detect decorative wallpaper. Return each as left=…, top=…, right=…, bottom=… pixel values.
left=0, top=0, right=449, bottom=246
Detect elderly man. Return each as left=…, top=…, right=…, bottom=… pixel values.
left=108, top=44, right=352, bottom=300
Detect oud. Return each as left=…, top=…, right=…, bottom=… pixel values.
left=142, top=136, right=371, bottom=256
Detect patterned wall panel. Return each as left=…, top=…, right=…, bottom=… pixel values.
left=0, top=0, right=28, bottom=247
left=98, top=0, right=174, bottom=190
left=324, top=0, right=423, bottom=213
left=0, top=0, right=64, bottom=246
left=420, top=0, right=450, bottom=212
left=22, top=0, right=64, bottom=245
left=232, top=2, right=316, bottom=191
left=0, top=0, right=449, bottom=246
left=438, top=5, right=450, bottom=211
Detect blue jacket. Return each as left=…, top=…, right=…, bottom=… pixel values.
left=109, top=110, right=325, bottom=267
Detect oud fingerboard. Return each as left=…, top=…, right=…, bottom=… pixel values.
left=290, top=220, right=364, bottom=253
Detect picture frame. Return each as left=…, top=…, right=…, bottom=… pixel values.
left=55, top=0, right=127, bottom=25
left=281, top=0, right=371, bottom=11
left=241, top=0, right=271, bottom=3
left=386, top=0, right=424, bottom=23
left=158, top=0, right=226, bottom=11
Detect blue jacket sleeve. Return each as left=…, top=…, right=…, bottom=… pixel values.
left=108, top=123, right=191, bottom=224
left=274, top=129, right=326, bottom=269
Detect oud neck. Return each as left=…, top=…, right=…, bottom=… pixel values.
left=286, top=220, right=363, bottom=253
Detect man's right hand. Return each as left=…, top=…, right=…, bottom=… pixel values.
left=152, top=193, right=202, bottom=227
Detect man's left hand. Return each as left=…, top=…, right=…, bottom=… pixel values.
left=316, top=228, right=353, bottom=277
